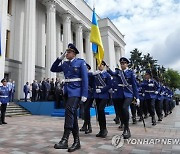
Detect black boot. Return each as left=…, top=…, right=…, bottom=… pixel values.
left=85, top=123, right=92, bottom=134
left=123, top=126, right=131, bottom=139
left=114, top=117, right=120, bottom=124
left=158, top=115, right=162, bottom=121
left=100, top=129, right=108, bottom=138
left=54, top=129, right=71, bottom=149
left=68, top=130, right=81, bottom=152
left=80, top=122, right=87, bottom=131
left=132, top=117, right=137, bottom=124
left=118, top=123, right=124, bottom=131
left=138, top=117, right=143, bottom=122
left=152, top=116, right=156, bottom=126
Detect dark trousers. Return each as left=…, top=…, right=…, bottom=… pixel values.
left=163, top=99, right=169, bottom=115
left=142, top=99, right=148, bottom=116
left=155, top=99, right=163, bottom=117
left=24, top=92, right=28, bottom=102
left=118, top=98, right=133, bottom=127
left=112, top=98, right=121, bottom=121
left=130, top=103, right=137, bottom=118
left=84, top=98, right=94, bottom=124
left=64, top=96, right=80, bottom=134
left=95, top=98, right=108, bottom=130
left=146, top=99, right=156, bottom=117
left=1, top=104, right=7, bottom=123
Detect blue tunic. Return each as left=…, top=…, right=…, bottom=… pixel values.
left=0, top=86, right=9, bottom=104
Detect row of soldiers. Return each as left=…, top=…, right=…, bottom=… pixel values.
left=50, top=43, right=175, bottom=152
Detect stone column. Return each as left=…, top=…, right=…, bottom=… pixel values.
left=62, top=13, right=71, bottom=51
left=44, top=0, right=56, bottom=78
left=75, top=23, right=83, bottom=58
left=84, top=31, right=94, bottom=71
left=22, top=0, right=36, bottom=85
left=115, top=46, right=121, bottom=67
left=0, top=0, right=8, bottom=80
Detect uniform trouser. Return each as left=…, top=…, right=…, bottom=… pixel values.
left=118, top=98, right=133, bottom=128
left=95, top=98, right=108, bottom=130
left=1, top=104, right=7, bottom=123
left=163, top=99, right=169, bottom=115
left=155, top=99, right=163, bottom=117
left=112, top=98, right=123, bottom=123
left=84, top=98, right=94, bottom=124
left=142, top=99, right=148, bottom=116
left=64, top=96, right=80, bottom=135
left=130, top=103, right=137, bottom=118
left=146, top=99, right=156, bottom=117
left=24, top=93, right=28, bottom=102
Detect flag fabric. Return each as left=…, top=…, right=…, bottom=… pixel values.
left=90, top=8, right=104, bottom=66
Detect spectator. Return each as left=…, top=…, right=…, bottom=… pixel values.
left=23, top=82, right=30, bottom=102
left=11, top=81, right=16, bottom=102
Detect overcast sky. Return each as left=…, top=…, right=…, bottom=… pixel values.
left=85, top=0, right=180, bottom=72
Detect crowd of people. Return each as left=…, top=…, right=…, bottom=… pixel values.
left=23, top=78, right=64, bottom=107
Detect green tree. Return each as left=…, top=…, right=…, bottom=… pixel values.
left=164, top=69, right=180, bottom=90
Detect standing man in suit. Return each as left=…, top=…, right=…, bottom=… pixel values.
left=23, top=82, right=30, bottom=102
left=51, top=43, right=88, bottom=152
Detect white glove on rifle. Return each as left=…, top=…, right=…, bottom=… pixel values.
left=155, top=91, right=158, bottom=94
left=96, top=89, right=101, bottom=93
left=136, top=99, right=140, bottom=107
left=59, top=51, right=66, bottom=60
left=81, top=96, right=87, bottom=102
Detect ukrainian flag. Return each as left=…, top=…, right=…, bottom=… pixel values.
left=90, top=8, right=104, bottom=66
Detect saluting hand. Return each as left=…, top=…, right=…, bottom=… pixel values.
left=59, top=51, right=67, bottom=60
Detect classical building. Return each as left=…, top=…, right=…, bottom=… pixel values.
left=0, top=0, right=126, bottom=99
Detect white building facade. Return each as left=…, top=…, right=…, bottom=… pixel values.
left=0, top=0, right=126, bottom=99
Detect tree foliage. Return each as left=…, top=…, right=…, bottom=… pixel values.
left=129, top=48, right=180, bottom=90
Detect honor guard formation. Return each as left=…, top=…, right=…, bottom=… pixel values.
left=49, top=43, right=175, bottom=152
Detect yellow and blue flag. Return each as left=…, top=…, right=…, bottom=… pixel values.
left=90, top=8, right=104, bottom=66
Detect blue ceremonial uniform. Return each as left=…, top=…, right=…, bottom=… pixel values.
left=141, top=78, right=159, bottom=124
left=51, top=58, right=88, bottom=98
left=93, top=71, right=111, bottom=99
left=0, top=85, right=10, bottom=124
left=51, top=57, right=88, bottom=129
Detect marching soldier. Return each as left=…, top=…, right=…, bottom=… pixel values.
left=93, top=61, right=111, bottom=138
left=0, top=78, right=10, bottom=125
left=51, top=43, right=88, bottom=152
left=107, top=57, right=139, bottom=139
left=80, top=63, right=94, bottom=134
left=141, top=70, right=159, bottom=125
left=107, top=68, right=124, bottom=130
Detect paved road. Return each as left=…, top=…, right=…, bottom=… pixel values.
left=0, top=105, right=180, bottom=154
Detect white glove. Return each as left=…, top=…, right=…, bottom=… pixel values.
left=59, top=51, right=66, bottom=60
left=155, top=91, right=158, bottom=94
left=7, top=103, right=9, bottom=106
left=0, top=102, right=2, bottom=106
left=136, top=99, right=140, bottom=107
left=148, top=83, right=154, bottom=87
left=142, top=93, right=145, bottom=97
left=93, top=70, right=100, bottom=75
left=81, top=96, right=87, bottom=102
left=96, top=89, right=101, bottom=93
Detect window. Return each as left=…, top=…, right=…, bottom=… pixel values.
left=73, top=32, right=76, bottom=45
left=61, top=24, right=63, bottom=41
left=5, top=30, right=10, bottom=58
left=7, top=0, right=12, bottom=15
left=83, top=38, right=86, bottom=53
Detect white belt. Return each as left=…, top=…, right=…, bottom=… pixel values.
left=96, top=86, right=104, bottom=89
left=62, top=78, right=82, bottom=83
left=0, top=96, right=8, bottom=98
left=118, top=84, right=124, bottom=87
left=145, top=90, right=155, bottom=93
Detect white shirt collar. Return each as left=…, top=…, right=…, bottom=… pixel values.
left=123, top=68, right=128, bottom=72
left=70, top=58, right=75, bottom=62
